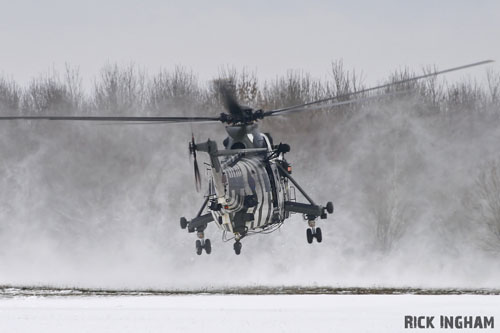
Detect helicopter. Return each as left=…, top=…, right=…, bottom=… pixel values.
left=0, top=60, right=492, bottom=255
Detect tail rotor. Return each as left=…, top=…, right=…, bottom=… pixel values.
left=189, top=134, right=202, bottom=192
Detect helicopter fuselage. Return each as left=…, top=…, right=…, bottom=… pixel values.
left=181, top=123, right=332, bottom=254
left=210, top=153, right=290, bottom=235
left=200, top=123, right=292, bottom=236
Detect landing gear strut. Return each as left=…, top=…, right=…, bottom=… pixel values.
left=276, top=163, right=332, bottom=246
left=180, top=197, right=216, bottom=255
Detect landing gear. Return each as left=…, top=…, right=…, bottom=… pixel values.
left=180, top=217, right=188, bottom=229
left=306, top=228, right=313, bottom=243
left=306, top=219, right=322, bottom=244
left=196, top=240, right=203, bottom=255
left=326, top=202, right=334, bottom=214
left=276, top=163, right=332, bottom=246
left=205, top=239, right=212, bottom=254
left=181, top=198, right=217, bottom=255
left=315, top=227, right=322, bottom=243
left=195, top=231, right=211, bottom=255
left=233, top=241, right=242, bottom=255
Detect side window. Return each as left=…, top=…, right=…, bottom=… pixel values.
left=262, top=133, right=273, bottom=150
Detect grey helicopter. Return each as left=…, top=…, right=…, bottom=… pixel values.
left=0, top=60, right=492, bottom=255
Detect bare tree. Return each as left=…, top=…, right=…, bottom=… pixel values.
left=374, top=178, right=410, bottom=253
left=0, top=62, right=498, bottom=120
left=472, top=160, right=500, bottom=252
left=147, top=66, right=201, bottom=114
left=22, top=69, right=74, bottom=114
left=260, top=70, right=320, bottom=110
left=63, top=64, right=86, bottom=113
left=329, top=59, right=364, bottom=98
left=93, top=64, right=146, bottom=114
left=0, top=77, right=20, bottom=112
left=366, top=154, right=412, bottom=254
left=486, top=68, right=500, bottom=109
left=445, top=80, right=486, bottom=113
left=417, top=65, right=445, bottom=114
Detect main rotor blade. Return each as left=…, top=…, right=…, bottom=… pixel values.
left=218, top=81, right=244, bottom=117
left=0, top=115, right=221, bottom=124
left=267, top=90, right=412, bottom=117
left=264, top=60, right=494, bottom=117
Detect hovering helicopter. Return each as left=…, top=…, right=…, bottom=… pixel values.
left=0, top=60, right=492, bottom=255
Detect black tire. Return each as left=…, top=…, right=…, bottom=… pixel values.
left=180, top=217, right=188, bottom=229
left=326, top=202, right=334, bottom=214
left=204, top=239, right=212, bottom=254
left=196, top=240, right=202, bottom=255
left=315, top=227, right=322, bottom=243
left=234, top=241, right=242, bottom=255
left=306, top=228, right=313, bottom=244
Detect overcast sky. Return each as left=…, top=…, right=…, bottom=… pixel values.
left=0, top=0, right=498, bottom=86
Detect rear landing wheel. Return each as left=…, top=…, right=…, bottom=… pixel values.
left=315, top=227, right=322, bottom=243
left=326, top=202, right=334, bottom=214
left=306, top=228, right=313, bottom=244
left=180, top=217, right=188, bottom=229
left=234, top=241, right=242, bottom=255
left=205, top=239, right=212, bottom=254
left=195, top=240, right=202, bottom=255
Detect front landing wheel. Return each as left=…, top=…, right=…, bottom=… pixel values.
left=306, top=229, right=313, bottom=244
left=234, top=241, right=242, bottom=255
left=315, top=227, right=322, bottom=243
left=195, top=240, right=202, bottom=255
left=205, top=239, right=212, bottom=254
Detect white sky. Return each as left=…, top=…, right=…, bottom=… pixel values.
left=0, top=0, right=498, bottom=87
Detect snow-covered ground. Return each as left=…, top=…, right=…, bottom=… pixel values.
left=1, top=294, right=499, bottom=333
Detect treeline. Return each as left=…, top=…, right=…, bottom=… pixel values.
left=0, top=61, right=499, bottom=116
left=1, top=61, right=500, bottom=256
